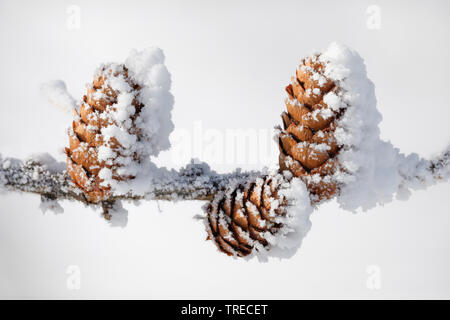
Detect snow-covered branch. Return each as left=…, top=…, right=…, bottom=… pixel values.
left=398, top=145, right=450, bottom=195
left=1, top=146, right=449, bottom=205
left=0, top=153, right=260, bottom=204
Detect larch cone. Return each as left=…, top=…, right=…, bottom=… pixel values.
left=65, top=64, right=143, bottom=203
left=204, top=174, right=290, bottom=257
left=278, top=54, right=344, bottom=202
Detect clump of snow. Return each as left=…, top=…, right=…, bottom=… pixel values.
left=318, top=42, right=449, bottom=211
left=125, top=47, right=174, bottom=157
left=256, top=174, right=313, bottom=260
left=25, top=153, right=66, bottom=172
left=0, top=155, right=28, bottom=191
left=40, top=80, right=77, bottom=113
left=106, top=200, right=128, bottom=227
left=39, top=195, right=64, bottom=214
left=397, top=145, right=450, bottom=196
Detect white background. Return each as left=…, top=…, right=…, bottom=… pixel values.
left=0, top=0, right=449, bottom=299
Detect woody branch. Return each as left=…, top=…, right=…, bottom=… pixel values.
left=0, top=155, right=260, bottom=204
left=0, top=146, right=448, bottom=205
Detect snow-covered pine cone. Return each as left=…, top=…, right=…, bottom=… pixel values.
left=66, top=64, right=143, bottom=202
left=204, top=174, right=287, bottom=257
left=278, top=54, right=345, bottom=202
left=204, top=174, right=312, bottom=258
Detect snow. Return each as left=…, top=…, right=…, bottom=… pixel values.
left=319, top=42, right=449, bottom=211
left=113, top=48, right=174, bottom=195
left=2, top=159, right=11, bottom=170
left=125, top=47, right=174, bottom=156
left=106, top=200, right=128, bottom=227
left=25, top=153, right=66, bottom=172
left=39, top=195, right=64, bottom=214
left=0, top=153, right=70, bottom=199
left=40, top=80, right=78, bottom=113
left=256, top=174, right=313, bottom=260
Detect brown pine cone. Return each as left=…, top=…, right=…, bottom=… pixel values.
left=66, top=64, right=143, bottom=203
left=278, top=54, right=344, bottom=202
left=203, top=174, right=311, bottom=257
